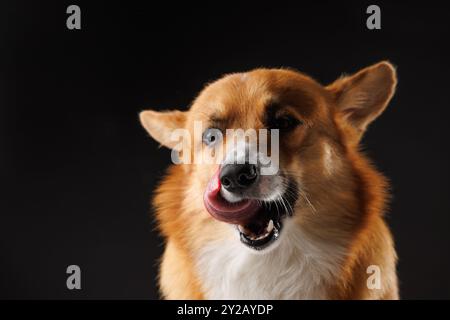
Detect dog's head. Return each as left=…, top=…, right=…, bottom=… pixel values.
left=140, top=62, right=396, bottom=252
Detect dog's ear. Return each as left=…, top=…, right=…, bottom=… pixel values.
left=139, top=109, right=187, bottom=149
left=326, top=61, right=397, bottom=139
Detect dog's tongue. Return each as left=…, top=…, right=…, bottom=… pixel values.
left=203, top=169, right=260, bottom=224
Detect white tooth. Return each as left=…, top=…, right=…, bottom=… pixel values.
left=254, top=230, right=269, bottom=240
left=266, top=220, right=274, bottom=233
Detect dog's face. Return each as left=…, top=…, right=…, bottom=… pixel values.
left=140, top=62, right=396, bottom=252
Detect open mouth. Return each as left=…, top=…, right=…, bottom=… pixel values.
left=203, top=170, right=297, bottom=251
left=236, top=202, right=284, bottom=250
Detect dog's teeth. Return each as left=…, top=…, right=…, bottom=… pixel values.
left=266, top=220, right=274, bottom=233
left=256, top=232, right=269, bottom=240
left=238, top=220, right=275, bottom=241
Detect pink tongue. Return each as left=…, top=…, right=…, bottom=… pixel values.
left=203, top=169, right=260, bottom=224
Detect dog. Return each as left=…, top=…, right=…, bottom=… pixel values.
left=139, top=61, right=398, bottom=299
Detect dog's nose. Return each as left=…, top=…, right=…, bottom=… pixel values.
left=219, top=163, right=258, bottom=192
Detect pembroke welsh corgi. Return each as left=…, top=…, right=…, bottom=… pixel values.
left=139, top=61, right=398, bottom=299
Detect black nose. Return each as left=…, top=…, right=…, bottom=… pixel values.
left=219, top=163, right=258, bottom=192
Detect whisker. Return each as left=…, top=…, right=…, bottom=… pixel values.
left=300, top=189, right=317, bottom=214
left=279, top=171, right=317, bottom=215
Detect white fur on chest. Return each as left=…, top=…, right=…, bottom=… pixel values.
left=195, top=221, right=346, bottom=299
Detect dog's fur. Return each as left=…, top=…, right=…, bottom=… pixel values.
left=140, top=62, right=399, bottom=299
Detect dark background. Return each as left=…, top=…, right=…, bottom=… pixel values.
left=1, top=0, right=449, bottom=299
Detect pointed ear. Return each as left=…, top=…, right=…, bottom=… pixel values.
left=326, top=61, right=397, bottom=138
left=139, top=109, right=187, bottom=149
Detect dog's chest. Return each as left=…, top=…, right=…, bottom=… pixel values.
left=195, top=232, right=341, bottom=299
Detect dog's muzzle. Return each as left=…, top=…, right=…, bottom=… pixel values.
left=203, top=163, right=298, bottom=251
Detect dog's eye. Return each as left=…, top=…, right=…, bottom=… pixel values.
left=272, top=115, right=301, bottom=131
left=202, top=128, right=221, bottom=146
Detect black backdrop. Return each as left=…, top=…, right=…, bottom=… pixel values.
left=1, top=0, right=449, bottom=299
